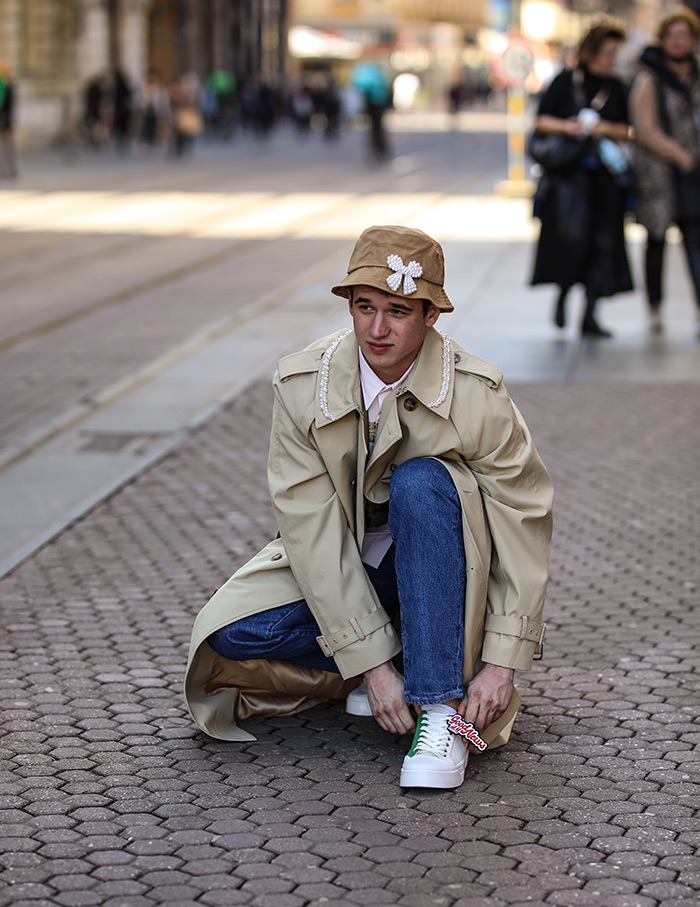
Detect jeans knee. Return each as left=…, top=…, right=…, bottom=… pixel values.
left=389, top=458, right=458, bottom=516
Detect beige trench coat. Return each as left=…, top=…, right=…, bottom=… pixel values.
left=185, top=327, right=553, bottom=744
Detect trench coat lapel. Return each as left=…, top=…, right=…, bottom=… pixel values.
left=309, top=330, right=367, bottom=539
left=404, top=326, right=455, bottom=420
left=313, top=329, right=360, bottom=428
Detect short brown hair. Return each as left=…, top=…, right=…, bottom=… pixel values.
left=657, top=6, right=700, bottom=42
left=576, top=20, right=626, bottom=68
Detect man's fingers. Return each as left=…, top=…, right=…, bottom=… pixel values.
left=373, top=702, right=414, bottom=735
left=466, top=695, right=498, bottom=732
left=464, top=698, right=480, bottom=728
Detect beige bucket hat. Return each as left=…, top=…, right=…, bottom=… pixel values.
left=331, top=224, right=453, bottom=312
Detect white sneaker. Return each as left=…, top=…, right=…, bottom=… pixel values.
left=400, top=705, right=468, bottom=789
left=345, top=681, right=373, bottom=716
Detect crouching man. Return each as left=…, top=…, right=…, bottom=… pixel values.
left=185, top=224, right=553, bottom=789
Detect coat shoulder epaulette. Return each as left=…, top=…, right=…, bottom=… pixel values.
left=276, top=331, right=350, bottom=382
left=276, top=347, right=324, bottom=382
left=453, top=346, right=503, bottom=389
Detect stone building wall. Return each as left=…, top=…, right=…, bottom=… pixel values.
left=2, top=0, right=286, bottom=147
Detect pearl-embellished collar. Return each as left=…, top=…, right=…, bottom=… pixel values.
left=318, top=329, right=452, bottom=422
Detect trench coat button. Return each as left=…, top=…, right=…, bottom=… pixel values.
left=403, top=397, right=417, bottom=411
left=271, top=552, right=283, bottom=561
left=454, top=352, right=461, bottom=363
left=389, top=463, right=397, bottom=472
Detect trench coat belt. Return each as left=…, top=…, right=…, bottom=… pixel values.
left=484, top=614, right=547, bottom=658
left=316, top=608, right=393, bottom=658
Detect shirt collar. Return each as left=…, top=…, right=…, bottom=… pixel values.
left=358, top=349, right=415, bottom=411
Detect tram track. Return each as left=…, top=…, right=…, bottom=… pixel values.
left=0, top=236, right=255, bottom=355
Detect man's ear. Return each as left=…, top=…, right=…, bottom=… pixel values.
left=426, top=305, right=440, bottom=327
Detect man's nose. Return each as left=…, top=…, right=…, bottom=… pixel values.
left=369, top=313, right=390, bottom=336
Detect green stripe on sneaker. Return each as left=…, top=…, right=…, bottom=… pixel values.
left=406, top=712, right=429, bottom=758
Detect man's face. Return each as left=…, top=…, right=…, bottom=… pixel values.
left=348, top=285, right=439, bottom=384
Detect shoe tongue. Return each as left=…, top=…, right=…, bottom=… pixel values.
left=422, top=704, right=457, bottom=716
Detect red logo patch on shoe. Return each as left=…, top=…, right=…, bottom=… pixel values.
left=447, top=714, right=488, bottom=751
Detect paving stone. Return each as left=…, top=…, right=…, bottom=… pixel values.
left=289, top=882, right=345, bottom=900
left=373, top=862, right=426, bottom=880
left=344, top=888, right=400, bottom=904
left=101, top=899, right=154, bottom=907
left=197, top=893, right=251, bottom=906
left=238, top=877, right=295, bottom=895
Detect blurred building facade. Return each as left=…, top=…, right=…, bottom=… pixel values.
left=288, top=0, right=680, bottom=107
left=289, top=0, right=489, bottom=106
left=0, top=0, right=690, bottom=144
left=0, top=0, right=289, bottom=146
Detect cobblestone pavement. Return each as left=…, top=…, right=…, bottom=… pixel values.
left=1, top=376, right=699, bottom=907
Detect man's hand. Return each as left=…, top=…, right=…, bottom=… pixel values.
left=458, top=663, right=515, bottom=732
left=363, top=661, right=415, bottom=735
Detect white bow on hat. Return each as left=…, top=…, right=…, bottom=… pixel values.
left=386, top=253, right=423, bottom=296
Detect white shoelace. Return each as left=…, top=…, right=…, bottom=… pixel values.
left=410, top=711, right=453, bottom=757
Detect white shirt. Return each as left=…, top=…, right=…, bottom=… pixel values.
left=358, top=351, right=415, bottom=568
left=358, top=350, right=414, bottom=425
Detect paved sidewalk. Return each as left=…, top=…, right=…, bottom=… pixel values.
left=1, top=372, right=699, bottom=906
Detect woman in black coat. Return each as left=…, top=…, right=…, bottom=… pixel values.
left=531, top=22, right=633, bottom=337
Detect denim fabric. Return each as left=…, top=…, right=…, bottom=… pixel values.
left=208, top=553, right=400, bottom=674
left=388, top=459, right=465, bottom=705
left=207, top=458, right=466, bottom=705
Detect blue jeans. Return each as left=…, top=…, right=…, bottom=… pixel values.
left=208, top=459, right=466, bottom=705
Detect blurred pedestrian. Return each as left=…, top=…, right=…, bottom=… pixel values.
left=292, top=83, right=314, bottom=135
left=630, top=7, right=700, bottom=337
left=137, top=70, right=170, bottom=152
left=169, top=73, right=202, bottom=158
left=352, top=63, right=392, bottom=163
left=0, top=62, right=17, bottom=179
left=111, top=68, right=133, bottom=153
left=205, top=71, right=237, bottom=139
left=322, top=78, right=342, bottom=141
left=530, top=22, right=633, bottom=338
left=448, top=80, right=463, bottom=115
left=256, top=80, right=276, bottom=138
left=83, top=74, right=107, bottom=149
left=365, top=85, right=391, bottom=162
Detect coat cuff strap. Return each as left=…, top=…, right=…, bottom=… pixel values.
left=484, top=614, right=547, bottom=659
left=316, top=609, right=391, bottom=657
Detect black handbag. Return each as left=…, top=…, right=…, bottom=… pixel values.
left=528, top=69, right=607, bottom=172
left=527, top=132, right=588, bottom=171
left=675, top=166, right=700, bottom=221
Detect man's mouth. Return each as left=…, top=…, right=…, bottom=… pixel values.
left=368, top=343, right=391, bottom=353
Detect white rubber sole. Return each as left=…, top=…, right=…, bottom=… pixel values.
left=399, top=752, right=468, bottom=789
left=345, top=682, right=373, bottom=717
